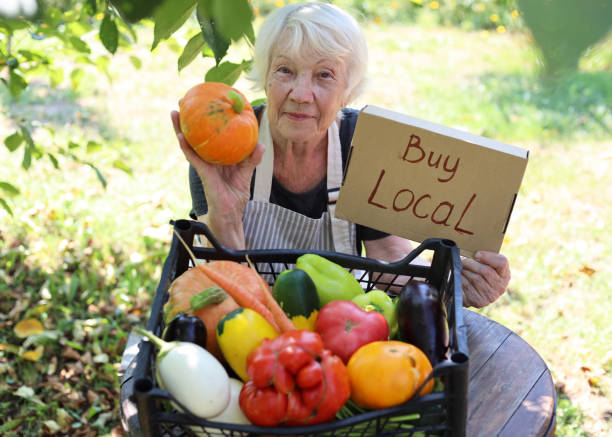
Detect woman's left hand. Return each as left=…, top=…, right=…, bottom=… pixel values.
left=461, top=251, right=511, bottom=308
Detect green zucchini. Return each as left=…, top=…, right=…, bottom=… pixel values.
left=272, top=269, right=320, bottom=331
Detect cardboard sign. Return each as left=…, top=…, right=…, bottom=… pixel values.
left=336, top=105, right=529, bottom=257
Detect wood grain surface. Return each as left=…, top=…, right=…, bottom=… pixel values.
left=464, top=309, right=556, bottom=437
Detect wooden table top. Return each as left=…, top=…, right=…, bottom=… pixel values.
left=464, top=309, right=556, bottom=437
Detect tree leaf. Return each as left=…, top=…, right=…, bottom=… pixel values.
left=100, top=13, right=119, bottom=54
left=4, top=132, right=23, bottom=151
left=197, top=0, right=229, bottom=65
left=14, top=319, right=45, bottom=338
left=111, top=0, right=164, bottom=23
left=0, top=19, right=29, bottom=32
left=112, top=159, right=133, bottom=176
left=86, top=141, right=102, bottom=153
left=8, top=69, right=27, bottom=99
left=44, top=7, right=63, bottom=28
left=22, top=144, right=32, bottom=170
left=20, top=126, right=35, bottom=170
left=70, top=68, right=84, bottom=90
left=178, top=32, right=206, bottom=72
left=68, top=35, right=91, bottom=54
left=20, top=125, right=35, bottom=147
left=49, top=67, right=64, bottom=88
left=129, top=55, right=142, bottom=69
left=47, top=153, right=59, bottom=169
left=0, top=181, right=20, bottom=197
left=95, top=55, right=111, bottom=72
left=205, top=60, right=251, bottom=86
left=212, top=0, right=254, bottom=42
left=88, top=163, right=107, bottom=188
left=0, top=197, right=13, bottom=216
left=151, top=0, right=197, bottom=51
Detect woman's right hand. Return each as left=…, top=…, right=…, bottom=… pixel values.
left=171, top=110, right=264, bottom=249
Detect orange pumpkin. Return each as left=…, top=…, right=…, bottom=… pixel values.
left=179, top=82, right=259, bottom=165
left=163, top=261, right=267, bottom=361
left=346, top=340, right=434, bottom=409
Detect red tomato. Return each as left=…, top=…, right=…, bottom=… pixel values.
left=314, top=300, right=389, bottom=363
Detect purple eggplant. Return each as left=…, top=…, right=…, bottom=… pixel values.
left=396, top=282, right=449, bottom=365
left=162, top=313, right=207, bottom=349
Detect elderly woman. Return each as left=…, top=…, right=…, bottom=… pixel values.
left=170, top=2, right=509, bottom=308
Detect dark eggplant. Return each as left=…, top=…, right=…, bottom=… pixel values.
left=162, top=313, right=207, bottom=349
left=396, top=282, right=449, bottom=366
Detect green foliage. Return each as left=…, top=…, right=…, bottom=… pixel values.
left=293, top=0, right=521, bottom=30
left=0, top=223, right=166, bottom=435
left=516, top=0, right=612, bottom=77
left=2, top=0, right=610, bottom=216
left=556, top=391, right=589, bottom=437
left=0, top=0, right=255, bottom=216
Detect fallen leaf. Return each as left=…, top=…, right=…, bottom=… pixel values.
left=81, top=351, right=93, bottom=365
left=93, top=353, right=109, bottom=363
left=14, top=318, right=44, bottom=338
left=56, top=408, right=73, bottom=430
left=588, top=376, right=601, bottom=388
left=87, top=389, right=98, bottom=404
left=20, top=345, right=44, bottom=361
left=43, top=420, right=61, bottom=434
left=111, top=424, right=127, bottom=437
left=0, top=343, right=20, bottom=354
left=15, top=385, right=45, bottom=406
left=62, top=347, right=81, bottom=360
left=579, top=265, right=596, bottom=276
left=8, top=298, right=30, bottom=319
left=47, top=356, right=57, bottom=375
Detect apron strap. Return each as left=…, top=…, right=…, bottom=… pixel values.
left=326, top=118, right=357, bottom=255
left=253, top=107, right=274, bottom=201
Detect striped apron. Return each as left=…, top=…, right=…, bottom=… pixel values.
left=243, top=108, right=358, bottom=256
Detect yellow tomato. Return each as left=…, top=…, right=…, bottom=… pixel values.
left=347, top=341, right=433, bottom=409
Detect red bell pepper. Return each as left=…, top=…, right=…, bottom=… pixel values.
left=238, top=330, right=350, bottom=426
left=314, top=300, right=389, bottom=363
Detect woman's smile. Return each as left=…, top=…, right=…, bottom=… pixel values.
left=284, top=111, right=316, bottom=121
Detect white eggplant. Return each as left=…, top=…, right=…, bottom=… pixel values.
left=208, top=378, right=250, bottom=424
left=135, top=328, right=230, bottom=419
left=199, top=378, right=251, bottom=436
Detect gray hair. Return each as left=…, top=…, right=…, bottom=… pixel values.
left=248, top=2, right=368, bottom=105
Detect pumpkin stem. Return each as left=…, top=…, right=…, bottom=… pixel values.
left=190, top=286, right=229, bottom=311
left=227, top=89, right=244, bottom=114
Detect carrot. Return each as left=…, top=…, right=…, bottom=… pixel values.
left=199, top=263, right=281, bottom=332
left=164, top=266, right=240, bottom=361
left=246, top=255, right=296, bottom=332
left=204, top=261, right=266, bottom=304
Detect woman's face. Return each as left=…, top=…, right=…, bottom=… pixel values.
left=265, top=49, right=347, bottom=146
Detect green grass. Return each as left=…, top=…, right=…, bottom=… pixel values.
left=1, top=21, right=611, bottom=436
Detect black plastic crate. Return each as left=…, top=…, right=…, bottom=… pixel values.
left=128, top=219, right=469, bottom=437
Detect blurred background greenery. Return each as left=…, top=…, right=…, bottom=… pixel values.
left=1, top=1, right=611, bottom=436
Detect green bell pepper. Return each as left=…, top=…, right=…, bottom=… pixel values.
left=352, top=289, right=398, bottom=338
left=295, top=254, right=365, bottom=307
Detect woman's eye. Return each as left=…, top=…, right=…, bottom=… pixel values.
left=319, top=71, right=333, bottom=79
left=278, top=67, right=291, bottom=74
